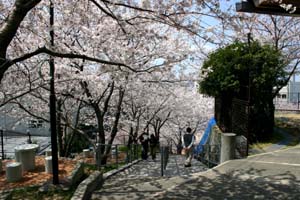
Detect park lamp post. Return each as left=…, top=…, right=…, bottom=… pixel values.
left=49, top=0, right=59, bottom=185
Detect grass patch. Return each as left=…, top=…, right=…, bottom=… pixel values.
left=249, top=128, right=284, bottom=151
left=83, top=162, right=127, bottom=175
left=11, top=185, right=76, bottom=200
left=275, top=113, right=300, bottom=146
left=275, top=112, right=300, bottom=120
left=250, top=113, right=300, bottom=154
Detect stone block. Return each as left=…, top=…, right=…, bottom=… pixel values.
left=6, top=162, right=22, bottom=182
left=83, top=149, right=90, bottom=158
left=46, top=150, right=52, bottom=157
left=45, top=156, right=52, bottom=174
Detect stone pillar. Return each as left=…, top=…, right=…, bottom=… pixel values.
left=220, top=133, right=236, bottom=163
left=45, top=156, right=53, bottom=174
left=46, top=150, right=52, bottom=157
left=83, top=149, right=90, bottom=158
left=6, top=162, right=22, bottom=182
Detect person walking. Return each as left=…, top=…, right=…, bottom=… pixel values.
left=181, top=127, right=195, bottom=167
left=149, top=134, right=158, bottom=161
left=139, top=132, right=149, bottom=160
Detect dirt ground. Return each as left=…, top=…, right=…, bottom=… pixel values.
left=0, top=152, right=129, bottom=191
left=0, top=156, right=76, bottom=191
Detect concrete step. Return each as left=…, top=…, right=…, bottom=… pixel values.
left=91, top=176, right=191, bottom=200
left=102, top=176, right=162, bottom=189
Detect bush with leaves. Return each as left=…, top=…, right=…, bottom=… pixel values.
left=199, top=41, right=287, bottom=142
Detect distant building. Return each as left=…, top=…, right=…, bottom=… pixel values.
left=277, top=75, right=300, bottom=103
left=0, top=106, right=50, bottom=136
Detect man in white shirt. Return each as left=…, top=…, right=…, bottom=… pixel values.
left=181, top=127, right=195, bottom=167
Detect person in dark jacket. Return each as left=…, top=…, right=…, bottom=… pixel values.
left=181, top=127, right=195, bottom=167
left=149, top=134, right=158, bottom=160
left=139, top=132, right=149, bottom=160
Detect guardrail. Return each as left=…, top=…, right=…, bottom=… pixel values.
left=94, top=143, right=141, bottom=170
left=160, top=146, right=169, bottom=176
left=195, top=144, right=220, bottom=168
left=0, top=129, right=50, bottom=159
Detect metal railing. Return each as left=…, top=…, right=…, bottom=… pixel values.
left=195, top=144, right=220, bottom=168
left=0, top=129, right=50, bottom=159
left=160, top=146, right=170, bottom=176
left=94, top=143, right=141, bottom=169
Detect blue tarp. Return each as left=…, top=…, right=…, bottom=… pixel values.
left=194, top=117, right=216, bottom=154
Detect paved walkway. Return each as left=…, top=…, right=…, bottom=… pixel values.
left=92, top=145, right=300, bottom=200
left=91, top=155, right=208, bottom=200
left=153, top=145, right=300, bottom=200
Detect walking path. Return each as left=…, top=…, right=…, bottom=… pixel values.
left=92, top=145, right=300, bottom=200
left=249, top=128, right=298, bottom=154
left=264, top=128, right=295, bottom=152
left=153, top=145, right=300, bottom=200
left=91, top=155, right=208, bottom=200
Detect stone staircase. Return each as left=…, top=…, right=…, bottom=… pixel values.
left=91, top=155, right=208, bottom=200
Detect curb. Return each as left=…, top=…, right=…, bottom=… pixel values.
left=71, top=159, right=142, bottom=200
left=247, top=144, right=300, bottom=158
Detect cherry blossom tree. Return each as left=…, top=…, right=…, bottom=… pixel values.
left=0, top=0, right=228, bottom=164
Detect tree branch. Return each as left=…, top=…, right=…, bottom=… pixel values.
left=8, top=46, right=138, bottom=71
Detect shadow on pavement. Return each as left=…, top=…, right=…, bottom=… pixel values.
left=154, top=167, right=300, bottom=200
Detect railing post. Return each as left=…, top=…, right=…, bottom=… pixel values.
left=116, top=144, right=118, bottom=168
left=133, top=144, right=136, bottom=160
left=160, top=146, right=164, bottom=176
left=297, top=92, right=300, bottom=110
left=1, top=129, right=4, bottom=159
left=95, top=143, right=101, bottom=170
left=136, top=144, right=138, bottom=160
left=126, top=145, right=129, bottom=164
left=130, top=145, right=132, bottom=162
left=164, top=146, right=169, bottom=170
left=208, top=145, right=210, bottom=168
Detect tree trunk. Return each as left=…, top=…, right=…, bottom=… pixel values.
left=56, top=99, right=65, bottom=157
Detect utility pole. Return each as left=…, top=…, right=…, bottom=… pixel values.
left=49, top=0, right=59, bottom=184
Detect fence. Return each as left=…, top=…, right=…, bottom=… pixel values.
left=274, top=92, right=300, bottom=111
left=93, top=143, right=141, bottom=170
left=0, top=129, right=50, bottom=159
left=196, top=144, right=220, bottom=168
left=231, top=98, right=249, bottom=157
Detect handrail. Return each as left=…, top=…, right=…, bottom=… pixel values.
left=195, top=144, right=220, bottom=168
left=94, top=143, right=140, bottom=169
left=160, top=146, right=169, bottom=176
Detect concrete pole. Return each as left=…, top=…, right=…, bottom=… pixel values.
left=220, top=133, right=236, bottom=163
